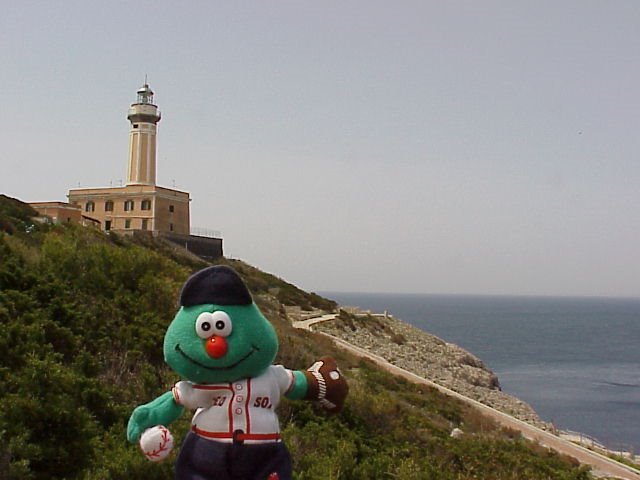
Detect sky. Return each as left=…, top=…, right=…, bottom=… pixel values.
left=1, top=1, right=639, bottom=297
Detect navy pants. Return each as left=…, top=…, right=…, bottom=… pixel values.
left=175, top=432, right=292, bottom=480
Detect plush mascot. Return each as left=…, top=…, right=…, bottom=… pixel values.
left=127, top=265, right=348, bottom=479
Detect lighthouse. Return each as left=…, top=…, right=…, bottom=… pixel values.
left=126, top=83, right=161, bottom=185
left=66, top=82, right=192, bottom=236
left=34, top=81, right=222, bottom=258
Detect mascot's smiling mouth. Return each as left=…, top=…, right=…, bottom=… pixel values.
left=175, top=344, right=259, bottom=371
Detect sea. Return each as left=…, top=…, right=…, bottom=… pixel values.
left=320, top=292, right=640, bottom=452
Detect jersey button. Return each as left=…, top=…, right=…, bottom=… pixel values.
left=235, top=384, right=243, bottom=391
left=236, top=396, right=243, bottom=402
left=235, top=408, right=243, bottom=415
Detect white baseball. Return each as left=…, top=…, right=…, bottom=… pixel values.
left=139, top=425, right=174, bottom=462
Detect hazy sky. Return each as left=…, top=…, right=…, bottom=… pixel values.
left=1, top=1, right=639, bottom=297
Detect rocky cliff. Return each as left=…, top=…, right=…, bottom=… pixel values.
left=309, top=308, right=551, bottom=431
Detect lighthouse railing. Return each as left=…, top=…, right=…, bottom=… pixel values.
left=190, top=227, right=222, bottom=239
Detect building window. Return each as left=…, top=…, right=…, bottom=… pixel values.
left=105, top=200, right=114, bottom=212
left=125, top=219, right=131, bottom=229
left=133, top=124, right=139, bottom=129
left=105, top=220, right=112, bottom=231
left=169, top=205, right=175, bottom=213
left=141, top=199, right=151, bottom=211
left=85, top=201, right=95, bottom=212
left=170, top=223, right=174, bottom=231
left=141, top=219, right=148, bottom=230
left=124, top=200, right=134, bottom=211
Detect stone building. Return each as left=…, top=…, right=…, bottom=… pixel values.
left=67, top=83, right=191, bottom=235
left=28, top=201, right=83, bottom=225
left=30, top=82, right=222, bottom=259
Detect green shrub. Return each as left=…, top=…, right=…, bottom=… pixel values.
left=0, top=196, right=595, bottom=479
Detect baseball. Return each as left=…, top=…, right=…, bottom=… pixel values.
left=139, top=425, right=174, bottom=462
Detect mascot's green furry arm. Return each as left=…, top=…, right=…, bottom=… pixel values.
left=126, top=266, right=348, bottom=480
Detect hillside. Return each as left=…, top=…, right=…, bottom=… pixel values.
left=315, top=310, right=549, bottom=429
left=0, top=195, right=593, bottom=479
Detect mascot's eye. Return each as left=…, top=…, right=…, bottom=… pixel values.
left=195, top=312, right=214, bottom=338
left=210, top=311, right=233, bottom=337
left=195, top=311, right=233, bottom=339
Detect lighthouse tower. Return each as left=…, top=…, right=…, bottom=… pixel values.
left=126, top=83, right=161, bottom=185
left=65, top=82, right=209, bottom=247
left=47, top=81, right=222, bottom=257
left=67, top=81, right=191, bottom=234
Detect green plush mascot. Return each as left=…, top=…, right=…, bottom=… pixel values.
left=127, top=265, right=348, bottom=479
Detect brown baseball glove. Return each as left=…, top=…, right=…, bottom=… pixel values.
left=303, top=356, right=348, bottom=414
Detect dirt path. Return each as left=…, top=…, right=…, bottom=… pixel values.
left=292, top=314, right=338, bottom=331
left=294, top=317, right=640, bottom=480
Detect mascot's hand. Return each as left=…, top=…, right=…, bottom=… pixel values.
left=303, top=356, right=349, bottom=414
left=127, top=405, right=153, bottom=443
left=127, top=391, right=185, bottom=444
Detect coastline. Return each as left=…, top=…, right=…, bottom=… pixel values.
left=287, top=304, right=640, bottom=474
left=309, top=307, right=551, bottom=430
left=316, top=293, right=640, bottom=454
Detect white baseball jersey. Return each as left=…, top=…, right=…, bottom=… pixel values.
left=172, top=365, right=295, bottom=444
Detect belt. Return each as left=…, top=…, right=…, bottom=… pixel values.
left=192, top=426, right=281, bottom=444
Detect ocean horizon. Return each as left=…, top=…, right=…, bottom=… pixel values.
left=320, top=292, right=640, bottom=452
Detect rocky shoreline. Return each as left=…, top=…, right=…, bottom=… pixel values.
left=304, top=307, right=552, bottom=431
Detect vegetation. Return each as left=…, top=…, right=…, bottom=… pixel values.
left=334, top=309, right=407, bottom=345
left=0, top=195, right=594, bottom=479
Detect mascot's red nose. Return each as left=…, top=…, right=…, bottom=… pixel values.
left=205, top=336, right=228, bottom=359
